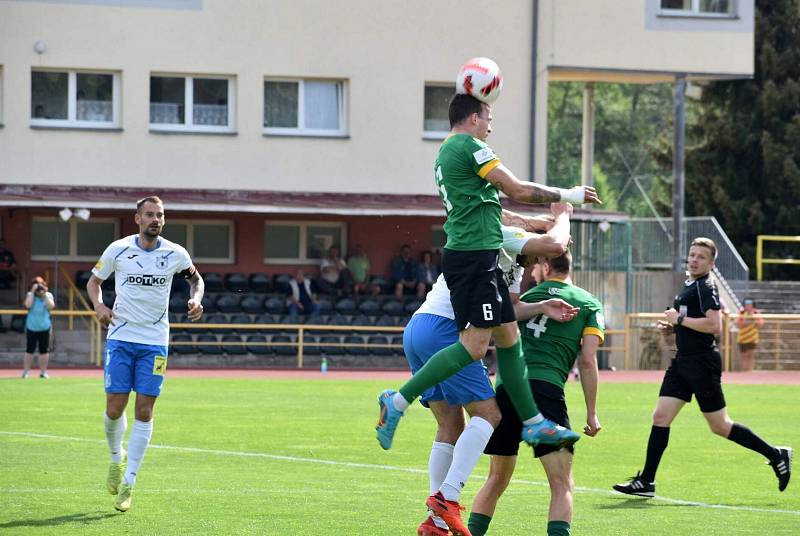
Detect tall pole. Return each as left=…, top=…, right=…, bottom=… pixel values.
left=672, top=75, right=687, bottom=273
left=581, top=82, right=595, bottom=191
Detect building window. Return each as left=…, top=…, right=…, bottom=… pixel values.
left=424, top=84, right=455, bottom=139
left=264, top=221, right=346, bottom=263
left=31, top=70, right=120, bottom=128
left=160, top=220, right=234, bottom=263
left=659, top=0, right=735, bottom=16
left=263, top=79, right=346, bottom=136
left=31, top=218, right=118, bottom=260
left=150, top=74, right=235, bottom=133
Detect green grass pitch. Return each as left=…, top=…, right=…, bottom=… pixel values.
left=1, top=376, right=798, bottom=535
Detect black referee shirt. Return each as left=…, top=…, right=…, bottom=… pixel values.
left=673, top=273, right=721, bottom=356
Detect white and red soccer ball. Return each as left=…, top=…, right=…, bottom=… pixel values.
left=456, top=57, right=503, bottom=104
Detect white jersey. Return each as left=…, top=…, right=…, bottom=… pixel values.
left=92, top=235, right=192, bottom=346
left=415, top=225, right=534, bottom=320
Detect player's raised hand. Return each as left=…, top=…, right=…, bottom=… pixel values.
left=187, top=299, right=204, bottom=321
left=540, top=298, right=580, bottom=323
left=583, top=185, right=602, bottom=204
left=584, top=414, right=602, bottom=437
left=94, top=303, right=115, bottom=328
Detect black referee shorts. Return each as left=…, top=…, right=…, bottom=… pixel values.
left=26, top=329, right=50, bottom=354
left=659, top=351, right=726, bottom=413
left=442, top=248, right=515, bottom=332
left=485, top=380, right=574, bottom=458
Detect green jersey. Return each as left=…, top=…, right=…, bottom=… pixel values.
left=519, top=280, right=605, bottom=389
left=434, top=134, right=503, bottom=251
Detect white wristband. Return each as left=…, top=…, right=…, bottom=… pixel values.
left=559, top=186, right=585, bottom=205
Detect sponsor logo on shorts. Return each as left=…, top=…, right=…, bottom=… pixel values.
left=127, top=274, right=169, bottom=287
left=153, top=355, right=167, bottom=376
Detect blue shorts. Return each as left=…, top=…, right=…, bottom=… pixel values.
left=403, top=313, right=495, bottom=408
left=104, top=339, right=169, bottom=397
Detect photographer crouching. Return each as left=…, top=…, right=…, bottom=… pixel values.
left=22, top=276, right=55, bottom=379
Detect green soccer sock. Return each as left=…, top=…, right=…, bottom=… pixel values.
left=398, top=341, right=473, bottom=403
left=467, top=512, right=492, bottom=536
left=496, top=339, right=538, bottom=421
left=547, top=520, right=571, bottom=536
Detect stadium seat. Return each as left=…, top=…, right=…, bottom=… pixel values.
left=382, top=299, right=404, bottom=316
left=203, top=272, right=225, bottom=292
left=102, top=290, right=115, bottom=309
left=240, top=295, right=265, bottom=314
left=404, top=299, right=423, bottom=314
left=205, top=313, right=230, bottom=334
left=301, top=334, right=320, bottom=356
left=224, top=272, right=249, bottom=292
left=317, top=298, right=333, bottom=314
left=375, top=314, right=395, bottom=327
left=368, top=335, right=392, bottom=356
left=215, top=294, right=242, bottom=314
left=304, top=313, right=324, bottom=327
left=265, top=296, right=285, bottom=315
left=201, top=295, right=217, bottom=313
left=328, top=313, right=348, bottom=326
left=319, top=335, right=345, bottom=356
left=358, top=298, right=380, bottom=315
left=230, top=313, right=252, bottom=325
left=273, top=273, right=292, bottom=294
left=271, top=334, right=296, bottom=356
left=170, top=333, right=196, bottom=354
left=248, top=273, right=272, bottom=293
left=335, top=297, right=358, bottom=316
left=196, top=334, right=222, bottom=354
left=171, top=276, right=189, bottom=296
left=349, top=314, right=371, bottom=327
left=75, top=270, right=92, bottom=290
left=246, top=334, right=272, bottom=355
left=169, top=295, right=186, bottom=313
left=222, top=334, right=247, bottom=355
left=390, top=335, right=405, bottom=357
left=344, top=334, right=368, bottom=355
left=11, top=315, right=26, bottom=333
left=397, top=316, right=410, bottom=327
left=370, top=276, right=388, bottom=294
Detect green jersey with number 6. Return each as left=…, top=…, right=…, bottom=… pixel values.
left=434, top=134, right=503, bottom=251
left=519, top=280, right=605, bottom=389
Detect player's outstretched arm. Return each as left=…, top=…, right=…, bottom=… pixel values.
left=578, top=334, right=602, bottom=437
left=87, top=274, right=114, bottom=327
left=186, top=268, right=205, bottom=322
left=514, top=298, right=579, bottom=323
left=501, top=209, right=554, bottom=233
left=485, top=164, right=601, bottom=205
left=517, top=203, right=573, bottom=259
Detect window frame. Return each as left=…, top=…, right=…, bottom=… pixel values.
left=162, top=219, right=235, bottom=264
left=149, top=73, right=236, bottom=134
left=423, top=82, right=456, bottom=140
left=30, top=217, right=119, bottom=261
left=658, top=0, right=737, bottom=18
left=30, top=69, right=121, bottom=129
left=262, top=77, right=347, bottom=137
left=263, top=221, right=347, bottom=264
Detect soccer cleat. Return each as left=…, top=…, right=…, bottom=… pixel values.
left=113, top=482, right=133, bottom=512
left=769, top=446, right=792, bottom=492
left=521, top=418, right=580, bottom=448
left=106, top=449, right=127, bottom=495
left=425, top=492, right=470, bottom=536
left=375, top=389, right=404, bottom=450
left=21, top=370, right=29, bottom=379
left=418, top=516, right=450, bottom=536
left=39, top=371, right=49, bottom=379
left=612, top=472, right=655, bottom=498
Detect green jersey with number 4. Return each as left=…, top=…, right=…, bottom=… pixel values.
left=519, top=280, right=605, bottom=389
left=434, top=134, right=503, bottom=251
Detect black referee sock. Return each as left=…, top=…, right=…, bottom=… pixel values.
left=641, top=425, right=670, bottom=483
left=727, top=423, right=780, bottom=461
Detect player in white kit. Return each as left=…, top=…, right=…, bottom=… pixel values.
left=86, top=196, right=204, bottom=512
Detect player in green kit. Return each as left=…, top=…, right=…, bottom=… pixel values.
left=469, top=250, right=603, bottom=536
left=376, top=93, right=601, bottom=462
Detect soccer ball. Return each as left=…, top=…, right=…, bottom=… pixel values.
left=456, top=57, right=503, bottom=104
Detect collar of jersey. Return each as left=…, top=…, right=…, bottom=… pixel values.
left=545, top=278, right=569, bottom=284
left=134, top=236, right=162, bottom=252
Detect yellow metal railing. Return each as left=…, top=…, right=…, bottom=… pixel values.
left=756, top=235, right=800, bottom=281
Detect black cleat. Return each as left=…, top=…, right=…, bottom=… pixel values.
left=769, top=446, right=792, bottom=492
left=612, top=471, right=655, bottom=498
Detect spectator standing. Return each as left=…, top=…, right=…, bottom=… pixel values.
left=736, top=298, right=764, bottom=372
left=347, top=245, right=380, bottom=296
left=22, top=276, right=55, bottom=378
left=288, top=270, right=320, bottom=316
left=392, top=244, right=418, bottom=297
left=416, top=251, right=440, bottom=298
left=0, top=239, right=18, bottom=289
left=316, top=245, right=352, bottom=296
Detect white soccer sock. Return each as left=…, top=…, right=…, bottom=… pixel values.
left=104, top=412, right=127, bottom=463
left=392, top=392, right=410, bottom=413
left=429, top=441, right=455, bottom=494
left=123, top=419, right=153, bottom=486
left=522, top=413, right=545, bottom=426
left=439, top=416, right=495, bottom=502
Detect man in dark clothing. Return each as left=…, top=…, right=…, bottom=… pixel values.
left=0, top=240, right=17, bottom=289
left=391, top=244, right=418, bottom=297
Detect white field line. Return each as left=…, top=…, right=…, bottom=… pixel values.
left=1, top=431, right=798, bottom=516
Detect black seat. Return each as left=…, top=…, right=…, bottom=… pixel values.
left=349, top=314, right=371, bottom=327
left=328, top=313, right=348, bottom=326
left=390, top=335, right=405, bottom=357
left=196, top=334, right=222, bottom=354
left=171, top=277, right=189, bottom=296
left=241, top=295, right=265, bottom=315
left=272, top=273, right=292, bottom=294
left=203, top=272, right=224, bottom=292
left=222, top=334, right=247, bottom=355
left=319, top=335, right=345, bottom=355
left=248, top=273, right=272, bottom=293
left=358, top=299, right=380, bottom=315
left=169, top=295, right=186, bottom=314
left=272, top=334, right=296, bottom=356
left=404, top=299, right=423, bottom=314
left=215, top=294, right=242, bottom=314
left=246, top=334, right=272, bottom=355
left=335, top=297, right=358, bottom=316
left=170, top=333, right=196, bottom=354
left=265, top=296, right=285, bottom=315
left=254, top=313, right=281, bottom=327
left=317, top=298, right=333, bottom=314
left=11, top=315, right=27, bottom=333
left=302, top=334, right=320, bottom=356
left=375, top=314, right=395, bottom=327
left=382, top=299, right=404, bottom=316
left=368, top=335, right=392, bottom=356
left=201, top=295, right=217, bottom=313
left=344, top=334, right=368, bottom=355
left=205, top=313, right=230, bottom=334
left=75, top=270, right=92, bottom=290
left=224, top=272, right=249, bottom=292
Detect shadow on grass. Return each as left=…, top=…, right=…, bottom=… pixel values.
left=0, top=512, right=117, bottom=529
left=597, top=498, right=674, bottom=510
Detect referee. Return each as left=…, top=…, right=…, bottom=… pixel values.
left=613, top=237, right=791, bottom=497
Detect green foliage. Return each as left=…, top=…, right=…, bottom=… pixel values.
left=686, top=0, right=800, bottom=278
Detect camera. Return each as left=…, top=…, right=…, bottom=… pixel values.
left=34, top=284, right=45, bottom=293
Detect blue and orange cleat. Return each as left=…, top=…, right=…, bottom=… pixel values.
left=522, top=418, right=580, bottom=448
left=375, top=389, right=404, bottom=450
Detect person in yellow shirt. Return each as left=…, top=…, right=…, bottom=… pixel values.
left=736, top=298, right=764, bottom=372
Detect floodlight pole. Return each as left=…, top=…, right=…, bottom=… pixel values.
left=581, top=82, right=595, bottom=192
left=672, top=74, right=687, bottom=273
